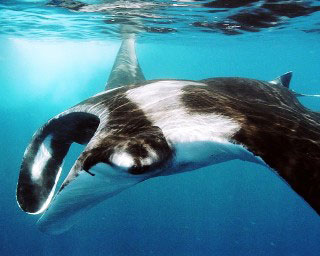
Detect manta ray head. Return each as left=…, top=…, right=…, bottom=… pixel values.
left=80, top=125, right=173, bottom=176
left=16, top=96, right=174, bottom=234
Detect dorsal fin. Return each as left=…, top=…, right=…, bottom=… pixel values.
left=105, top=25, right=146, bottom=90
left=269, top=71, right=293, bottom=88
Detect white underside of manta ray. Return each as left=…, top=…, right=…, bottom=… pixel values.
left=16, top=26, right=320, bottom=235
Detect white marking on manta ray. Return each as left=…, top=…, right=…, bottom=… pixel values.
left=110, top=151, right=135, bottom=168
left=126, top=80, right=267, bottom=168
left=141, top=145, right=159, bottom=166
left=30, top=165, right=63, bottom=215
left=92, top=86, right=123, bottom=97
left=31, top=136, right=52, bottom=181
left=109, top=148, right=159, bottom=169
left=28, top=135, right=65, bottom=215
left=126, top=80, right=240, bottom=143
left=87, top=101, right=106, bottom=114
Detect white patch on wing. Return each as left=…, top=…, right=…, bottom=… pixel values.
left=126, top=80, right=241, bottom=144
left=31, top=136, right=52, bottom=181
left=110, top=151, right=134, bottom=168
left=126, top=80, right=266, bottom=170
left=140, top=145, right=159, bottom=166
left=29, top=166, right=63, bottom=215
left=29, top=135, right=65, bottom=214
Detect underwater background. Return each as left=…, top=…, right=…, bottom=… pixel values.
left=1, top=0, right=320, bottom=255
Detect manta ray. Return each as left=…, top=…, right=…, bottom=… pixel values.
left=16, top=30, right=320, bottom=235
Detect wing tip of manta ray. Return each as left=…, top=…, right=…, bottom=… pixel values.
left=269, top=71, right=293, bottom=88
left=269, top=71, right=320, bottom=97
left=36, top=218, right=68, bottom=235
left=16, top=111, right=100, bottom=217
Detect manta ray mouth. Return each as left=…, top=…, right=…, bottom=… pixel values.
left=16, top=111, right=100, bottom=214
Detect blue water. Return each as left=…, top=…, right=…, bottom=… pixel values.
left=1, top=1, right=320, bottom=255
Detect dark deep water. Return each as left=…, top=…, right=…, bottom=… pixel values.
left=1, top=1, right=320, bottom=255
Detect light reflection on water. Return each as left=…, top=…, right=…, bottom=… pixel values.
left=1, top=0, right=320, bottom=42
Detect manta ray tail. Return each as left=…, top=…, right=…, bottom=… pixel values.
left=105, top=24, right=146, bottom=90
left=293, top=92, right=320, bottom=97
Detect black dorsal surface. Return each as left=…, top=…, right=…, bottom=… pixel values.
left=183, top=77, right=320, bottom=214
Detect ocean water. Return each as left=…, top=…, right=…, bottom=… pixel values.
left=1, top=1, right=320, bottom=255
